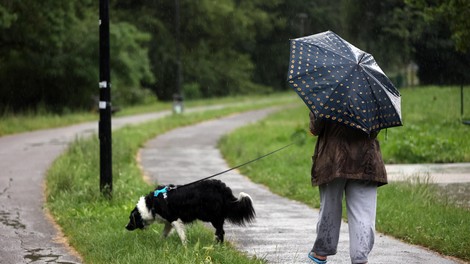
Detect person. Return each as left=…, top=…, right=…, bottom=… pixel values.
left=307, top=111, right=387, bottom=264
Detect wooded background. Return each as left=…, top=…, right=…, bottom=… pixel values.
left=1, top=0, right=469, bottom=112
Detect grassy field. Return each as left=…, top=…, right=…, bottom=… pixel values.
left=45, top=96, right=294, bottom=264
left=0, top=93, right=289, bottom=137
left=377, top=86, right=470, bottom=163
left=219, top=86, right=470, bottom=261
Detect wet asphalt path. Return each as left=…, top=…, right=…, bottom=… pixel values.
left=0, top=111, right=174, bottom=264
left=139, top=108, right=464, bottom=264
left=0, top=105, right=231, bottom=264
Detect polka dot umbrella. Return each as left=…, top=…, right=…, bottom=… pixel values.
left=287, top=31, right=402, bottom=134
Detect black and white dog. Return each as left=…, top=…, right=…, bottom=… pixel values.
left=125, top=179, right=255, bottom=244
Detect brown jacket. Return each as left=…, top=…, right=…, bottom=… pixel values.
left=309, top=112, right=387, bottom=186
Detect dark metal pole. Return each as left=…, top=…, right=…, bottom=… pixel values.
left=99, top=0, right=112, bottom=197
left=175, top=0, right=182, bottom=96
left=172, top=0, right=184, bottom=114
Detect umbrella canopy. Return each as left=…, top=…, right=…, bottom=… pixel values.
left=287, top=30, right=402, bottom=134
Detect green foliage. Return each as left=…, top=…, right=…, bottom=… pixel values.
left=403, top=0, right=470, bottom=84
left=110, top=22, right=155, bottom=105
left=340, top=0, right=414, bottom=71
left=378, top=86, right=470, bottom=163
left=405, top=0, right=470, bottom=52
left=2, top=0, right=470, bottom=112
left=114, top=0, right=276, bottom=100
left=0, top=3, right=17, bottom=29
left=0, top=0, right=153, bottom=112
left=1, top=1, right=96, bottom=111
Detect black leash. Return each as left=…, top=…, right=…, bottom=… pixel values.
left=176, top=142, right=294, bottom=190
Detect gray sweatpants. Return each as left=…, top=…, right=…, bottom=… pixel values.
left=312, top=178, right=377, bottom=264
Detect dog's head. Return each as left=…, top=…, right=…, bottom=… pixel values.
left=125, top=196, right=154, bottom=231
left=125, top=207, right=145, bottom=231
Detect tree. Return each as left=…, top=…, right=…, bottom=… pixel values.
left=0, top=1, right=97, bottom=111
left=405, top=0, right=470, bottom=52
left=247, top=0, right=343, bottom=91
left=0, top=3, right=17, bottom=30
left=340, top=0, right=414, bottom=72
left=109, top=22, right=154, bottom=105
left=0, top=0, right=154, bottom=112
left=113, top=0, right=273, bottom=100
left=405, top=0, right=470, bottom=84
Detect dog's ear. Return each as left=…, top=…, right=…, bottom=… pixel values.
left=126, top=207, right=143, bottom=231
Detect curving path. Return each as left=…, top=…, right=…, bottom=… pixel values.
left=0, top=104, right=229, bottom=264
left=139, top=107, right=465, bottom=264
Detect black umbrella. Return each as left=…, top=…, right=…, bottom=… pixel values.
left=287, top=30, right=402, bottom=134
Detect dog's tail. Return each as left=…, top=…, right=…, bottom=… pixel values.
left=227, top=192, right=256, bottom=226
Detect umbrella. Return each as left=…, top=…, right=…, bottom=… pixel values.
left=287, top=30, right=402, bottom=134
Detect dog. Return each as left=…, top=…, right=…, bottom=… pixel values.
left=125, top=179, right=255, bottom=244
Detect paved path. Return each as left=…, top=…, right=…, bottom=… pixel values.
left=139, top=108, right=467, bottom=264
left=0, top=111, right=175, bottom=263
left=0, top=105, right=230, bottom=264
left=387, top=163, right=470, bottom=184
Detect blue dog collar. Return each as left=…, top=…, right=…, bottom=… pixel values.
left=154, top=186, right=168, bottom=197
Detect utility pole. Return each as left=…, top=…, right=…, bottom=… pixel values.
left=99, top=0, right=112, bottom=197
left=175, top=0, right=182, bottom=97
left=173, top=0, right=184, bottom=114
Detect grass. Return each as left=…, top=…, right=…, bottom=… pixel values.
left=0, top=110, right=97, bottom=136
left=377, top=86, right=470, bottom=163
left=377, top=179, right=470, bottom=259
left=45, top=95, right=295, bottom=264
left=0, top=93, right=291, bottom=137
left=0, top=102, right=171, bottom=136
left=218, top=86, right=470, bottom=261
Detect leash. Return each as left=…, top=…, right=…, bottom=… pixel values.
left=154, top=142, right=294, bottom=197
left=185, top=142, right=294, bottom=187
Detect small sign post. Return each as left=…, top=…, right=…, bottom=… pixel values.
left=99, top=0, right=112, bottom=197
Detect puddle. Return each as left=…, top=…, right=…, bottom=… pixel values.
left=24, top=248, right=77, bottom=264
left=81, top=128, right=96, bottom=135
left=29, top=142, right=45, bottom=147
left=49, top=138, right=68, bottom=146
left=28, top=138, right=67, bottom=148
left=0, top=210, right=26, bottom=229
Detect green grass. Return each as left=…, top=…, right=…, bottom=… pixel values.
left=0, top=111, right=97, bottom=136
left=377, top=180, right=470, bottom=259
left=218, top=86, right=470, bottom=261
left=46, top=95, right=295, bottom=264
left=0, top=93, right=291, bottom=137
left=0, top=102, right=171, bottom=136
left=378, top=86, right=470, bottom=163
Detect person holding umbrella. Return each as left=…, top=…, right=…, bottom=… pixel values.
left=287, top=31, right=402, bottom=264
left=307, top=110, right=386, bottom=264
